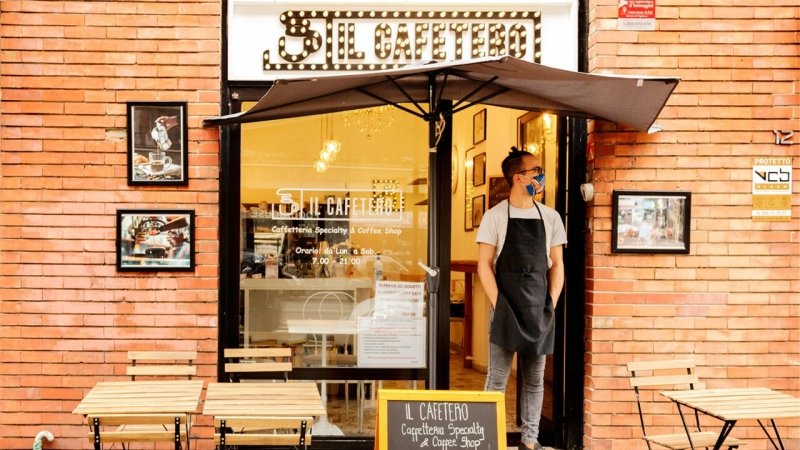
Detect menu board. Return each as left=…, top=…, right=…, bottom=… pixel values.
left=376, top=389, right=507, bottom=450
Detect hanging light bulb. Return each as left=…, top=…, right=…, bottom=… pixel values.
left=323, top=139, right=341, bottom=155
left=314, top=114, right=341, bottom=173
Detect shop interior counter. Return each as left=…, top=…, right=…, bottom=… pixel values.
left=240, top=277, right=373, bottom=356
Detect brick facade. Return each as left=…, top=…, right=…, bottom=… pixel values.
left=584, top=0, right=799, bottom=449
left=0, top=1, right=221, bottom=448
left=1, top=1, right=797, bottom=449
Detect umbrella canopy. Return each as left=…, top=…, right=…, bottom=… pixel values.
left=204, top=55, right=679, bottom=132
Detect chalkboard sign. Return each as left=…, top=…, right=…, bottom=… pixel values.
left=376, top=389, right=507, bottom=450
left=488, top=176, right=509, bottom=209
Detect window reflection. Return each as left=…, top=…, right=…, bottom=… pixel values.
left=238, top=107, right=428, bottom=436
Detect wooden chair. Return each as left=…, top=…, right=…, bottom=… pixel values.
left=126, top=351, right=197, bottom=380
left=224, top=347, right=293, bottom=382
left=214, top=416, right=312, bottom=449
left=627, top=359, right=745, bottom=450
left=87, top=414, right=186, bottom=450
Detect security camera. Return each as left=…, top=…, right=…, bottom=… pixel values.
left=580, top=183, right=594, bottom=202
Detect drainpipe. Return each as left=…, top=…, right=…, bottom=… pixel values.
left=32, top=431, right=54, bottom=450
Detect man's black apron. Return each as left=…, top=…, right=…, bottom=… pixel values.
left=489, top=201, right=555, bottom=356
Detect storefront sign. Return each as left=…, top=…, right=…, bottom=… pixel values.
left=229, top=1, right=580, bottom=80
left=752, top=157, right=792, bottom=222
left=271, top=187, right=404, bottom=222
left=261, top=9, right=541, bottom=72
left=618, top=0, right=656, bottom=31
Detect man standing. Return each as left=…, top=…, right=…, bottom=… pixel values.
left=476, top=147, right=566, bottom=450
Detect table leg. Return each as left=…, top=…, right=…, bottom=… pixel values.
left=757, top=419, right=785, bottom=450
left=675, top=403, right=698, bottom=450
left=185, top=413, right=192, bottom=450
left=713, top=421, right=737, bottom=450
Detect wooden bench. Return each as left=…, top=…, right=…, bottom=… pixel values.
left=224, top=348, right=292, bottom=382
left=126, top=351, right=197, bottom=380
left=88, top=414, right=186, bottom=450
left=627, top=359, right=745, bottom=450
left=215, top=416, right=312, bottom=449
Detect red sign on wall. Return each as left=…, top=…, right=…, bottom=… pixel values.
left=618, top=0, right=656, bottom=30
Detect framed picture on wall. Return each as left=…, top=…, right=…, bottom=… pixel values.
left=472, top=195, right=485, bottom=228
left=464, top=147, right=475, bottom=231
left=611, top=191, right=691, bottom=254
left=472, top=153, right=486, bottom=187
left=116, top=209, right=195, bottom=271
left=473, top=108, right=486, bottom=144
left=127, top=101, right=188, bottom=186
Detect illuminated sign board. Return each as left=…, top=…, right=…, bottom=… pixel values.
left=263, top=9, right=542, bottom=72
left=229, top=1, right=579, bottom=80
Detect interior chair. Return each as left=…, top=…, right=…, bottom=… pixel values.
left=627, top=359, right=745, bottom=450
left=87, top=414, right=187, bottom=450
left=301, top=290, right=376, bottom=432
left=214, top=416, right=312, bottom=450
left=223, top=347, right=293, bottom=382
left=126, top=351, right=197, bottom=380
left=449, top=278, right=466, bottom=354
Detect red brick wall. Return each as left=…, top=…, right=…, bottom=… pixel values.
left=0, top=1, right=221, bottom=449
left=2, top=0, right=798, bottom=449
left=585, top=1, right=799, bottom=449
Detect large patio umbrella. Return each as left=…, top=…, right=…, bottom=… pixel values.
left=204, top=55, right=679, bottom=132
left=204, top=55, right=680, bottom=388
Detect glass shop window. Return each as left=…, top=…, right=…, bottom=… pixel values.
left=238, top=106, right=429, bottom=374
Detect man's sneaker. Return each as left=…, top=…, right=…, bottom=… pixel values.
left=521, top=443, right=544, bottom=450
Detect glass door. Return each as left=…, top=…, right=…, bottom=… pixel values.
left=236, top=104, right=430, bottom=437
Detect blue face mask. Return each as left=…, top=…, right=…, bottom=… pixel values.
left=526, top=174, right=545, bottom=196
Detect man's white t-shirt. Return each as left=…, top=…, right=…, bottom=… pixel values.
left=476, top=200, right=567, bottom=268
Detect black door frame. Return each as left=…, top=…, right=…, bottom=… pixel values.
left=216, top=100, right=585, bottom=450
left=215, top=0, right=587, bottom=446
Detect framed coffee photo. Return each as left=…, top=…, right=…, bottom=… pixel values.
left=116, top=209, right=195, bottom=271
left=612, top=191, right=691, bottom=254
left=127, top=101, right=188, bottom=185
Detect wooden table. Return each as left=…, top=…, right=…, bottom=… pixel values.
left=203, top=382, right=326, bottom=418
left=72, top=380, right=205, bottom=449
left=661, top=387, right=800, bottom=450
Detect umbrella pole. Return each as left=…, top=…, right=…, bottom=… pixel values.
left=426, top=73, right=440, bottom=389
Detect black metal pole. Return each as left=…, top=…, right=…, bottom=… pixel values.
left=426, top=73, right=440, bottom=389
